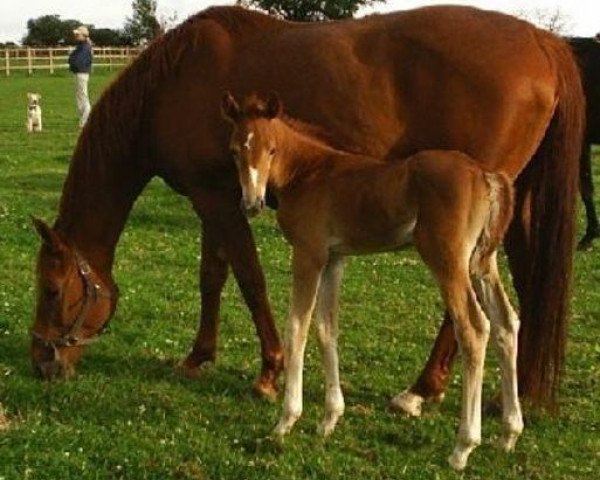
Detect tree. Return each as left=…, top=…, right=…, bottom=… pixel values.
left=236, top=0, right=385, bottom=22
left=123, top=0, right=163, bottom=45
left=91, top=28, right=131, bottom=47
left=23, top=15, right=82, bottom=46
left=515, top=7, right=573, bottom=35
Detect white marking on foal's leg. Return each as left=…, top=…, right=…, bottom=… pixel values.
left=472, top=256, right=523, bottom=452
left=447, top=288, right=490, bottom=471
left=315, top=258, right=345, bottom=437
left=273, top=253, right=322, bottom=438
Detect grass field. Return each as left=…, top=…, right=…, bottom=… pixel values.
left=0, top=70, right=599, bottom=479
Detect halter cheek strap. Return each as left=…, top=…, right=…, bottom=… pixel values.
left=31, top=251, right=114, bottom=358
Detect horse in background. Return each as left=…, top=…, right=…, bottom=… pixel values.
left=223, top=92, right=521, bottom=470
left=29, top=6, right=584, bottom=410
left=570, top=37, right=600, bottom=249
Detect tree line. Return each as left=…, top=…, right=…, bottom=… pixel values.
left=1, top=0, right=382, bottom=47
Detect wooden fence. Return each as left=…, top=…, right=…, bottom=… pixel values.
left=0, top=47, right=143, bottom=75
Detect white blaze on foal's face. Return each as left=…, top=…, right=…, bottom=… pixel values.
left=232, top=125, right=274, bottom=216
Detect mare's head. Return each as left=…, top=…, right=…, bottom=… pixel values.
left=30, top=218, right=117, bottom=380
left=222, top=91, right=282, bottom=217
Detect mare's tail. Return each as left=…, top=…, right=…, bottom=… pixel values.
left=514, top=31, right=585, bottom=409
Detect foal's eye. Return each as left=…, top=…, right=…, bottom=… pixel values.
left=268, top=147, right=276, bottom=156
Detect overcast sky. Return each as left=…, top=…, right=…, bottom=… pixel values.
left=1, top=0, right=598, bottom=43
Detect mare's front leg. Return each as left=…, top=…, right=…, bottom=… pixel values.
left=186, top=188, right=283, bottom=398
left=274, top=248, right=325, bottom=437
left=315, top=255, right=345, bottom=436
left=181, top=218, right=229, bottom=376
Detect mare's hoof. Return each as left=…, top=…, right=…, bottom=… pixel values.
left=253, top=378, right=279, bottom=402
left=389, top=389, right=424, bottom=417
left=175, top=359, right=214, bottom=379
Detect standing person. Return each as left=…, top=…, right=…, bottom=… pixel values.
left=68, top=26, right=93, bottom=128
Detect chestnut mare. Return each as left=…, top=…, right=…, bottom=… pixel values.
left=31, top=6, right=583, bottom=409
left=224, top=92, right=520, bottom=470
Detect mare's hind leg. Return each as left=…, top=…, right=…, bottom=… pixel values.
left=187, top=188, right=283, bottom=398
left=181, top=220, right=229, bottom=376
left=471, top=252, right=523, bottom=451
left=389, top=312, right=455, bottom=416
left=315, top=255, right=345, bottom=436
left=578, top=145, right=600, bottom=250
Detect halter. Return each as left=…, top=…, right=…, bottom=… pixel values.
left=31, top=251, right=114, bottom=362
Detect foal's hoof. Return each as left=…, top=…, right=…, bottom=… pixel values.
left=447, top=451, right=469, bottom=471
left=389, top=389, right=425, bottom=417
left=253, top=378, right=279, bottom=402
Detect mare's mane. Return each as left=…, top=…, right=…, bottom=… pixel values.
left=58, top=7, right=282, bottom=229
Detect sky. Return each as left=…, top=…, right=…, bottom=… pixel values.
left=0, top=0, right=598, bottom=43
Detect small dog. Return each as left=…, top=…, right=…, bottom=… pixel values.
left=26, top=93, right=43, bottom=133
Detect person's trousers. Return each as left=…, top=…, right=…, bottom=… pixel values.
left=75, top=73, right=91, bottom=127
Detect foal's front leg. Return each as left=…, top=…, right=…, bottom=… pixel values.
left=315, top=255, right=345, bottom=436
left=273, top=249, right=325, bottom=437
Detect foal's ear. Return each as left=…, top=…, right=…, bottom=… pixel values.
left=264, top=92, right=282, bottom=119
left=221, top=91, right=241, bottom=122
left=32, top=217, right=66, bottom=255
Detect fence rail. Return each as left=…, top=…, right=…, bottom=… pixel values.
left=0, top=47, right=143, bottom=75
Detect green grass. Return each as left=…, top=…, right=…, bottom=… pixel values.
left=0, top=71, right=599, bottom=479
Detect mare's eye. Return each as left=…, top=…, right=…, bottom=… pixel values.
left=44, top=286, right=60, bottom=300
left=230, top=150, right=240, bottom=162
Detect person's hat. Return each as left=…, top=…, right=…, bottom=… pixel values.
left=73, top=26, right=90, bottom=37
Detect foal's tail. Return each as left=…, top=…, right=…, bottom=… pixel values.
left=471, top=172, right=514, bottom=270
left=515, top=32, right=585, bottom=409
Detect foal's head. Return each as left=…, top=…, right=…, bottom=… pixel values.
left=30, top=218, right=117, bottom=380
left=222, top=91, right=282, bottom=217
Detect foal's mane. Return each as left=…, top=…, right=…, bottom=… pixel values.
left=241, top=94, right=364, bottom=156
left=58, top=7, right=281, bottom=228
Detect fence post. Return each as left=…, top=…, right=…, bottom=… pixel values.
left=27, top=47, right=32, bottom=75
left=4, top=50, right=9, bottom=77
left=49, top=48, right=54, bottom=74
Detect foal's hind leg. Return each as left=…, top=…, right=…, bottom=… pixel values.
left=471, top=253, right=523, bottom=451
left=416, top=230, right=490, bottom=470
left=315, top=256, right=345, bottom=436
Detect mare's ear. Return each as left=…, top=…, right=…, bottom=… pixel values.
left=264, top=92, right=282, bottom=119
left=221, top=91, right=241, bottom=122
left=32, top=217, right=66, bottom=255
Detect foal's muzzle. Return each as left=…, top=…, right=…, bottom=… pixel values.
left=241, top=196, right=266, bottom=217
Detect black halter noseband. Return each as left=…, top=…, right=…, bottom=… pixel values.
left=31, top=251, right=114, bottom=361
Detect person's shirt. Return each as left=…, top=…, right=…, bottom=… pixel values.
left=68, top=41, right=93, bottom=74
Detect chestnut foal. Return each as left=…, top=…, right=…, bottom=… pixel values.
left=223, top=92, right=522, bottom=470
